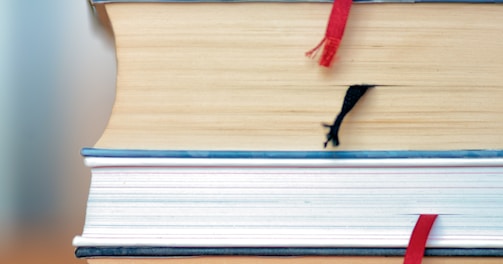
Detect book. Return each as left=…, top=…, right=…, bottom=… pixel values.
left=75, top=0, right=503, bottom=263
left=87, top=0, right=503, bottom=151
left=73, top=149, right=503, bottom=261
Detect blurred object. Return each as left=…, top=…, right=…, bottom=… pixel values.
left=88, top=0, right=114, bottom=38
left=0, top=0, right=14, bottom=255
left=0, top=0, right=115, bottom=263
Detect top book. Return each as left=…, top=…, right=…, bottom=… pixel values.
left=89, top=0, right=503, bottom=151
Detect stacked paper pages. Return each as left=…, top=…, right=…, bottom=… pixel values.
left=74, top=150, right=503, bottom=251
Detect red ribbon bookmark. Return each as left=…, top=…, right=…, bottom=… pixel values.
left=404, top=214, right=438, bottom=264
left=306, top=0, right=353, bottom=67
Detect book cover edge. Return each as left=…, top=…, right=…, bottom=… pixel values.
left=74, top=246, right=503, bottom=258
left=89, top=0, right=503, bottom=3
left=81, top=148, right=503, bottom=159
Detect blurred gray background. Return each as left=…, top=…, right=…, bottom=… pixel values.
left=0, top=1, right=116, bottom=263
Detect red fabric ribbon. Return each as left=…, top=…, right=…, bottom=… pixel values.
left=306, top=0, right=353, bottom=67
left=404, top=214, right=438, bottom=264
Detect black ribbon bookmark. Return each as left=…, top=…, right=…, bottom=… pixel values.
left=323, top=84, right=375, bottom=148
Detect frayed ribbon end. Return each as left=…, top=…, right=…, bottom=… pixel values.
left=306, top=37, right=341, bottom=68
left=306, top=0, right=353, bottom=68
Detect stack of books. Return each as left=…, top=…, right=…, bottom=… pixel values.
left=75, top=0, right=503, bottom=263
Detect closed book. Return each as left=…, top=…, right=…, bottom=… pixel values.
left=86, top=0, right=503, bottom=151
left=74, top=149, right=503, bottom=262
